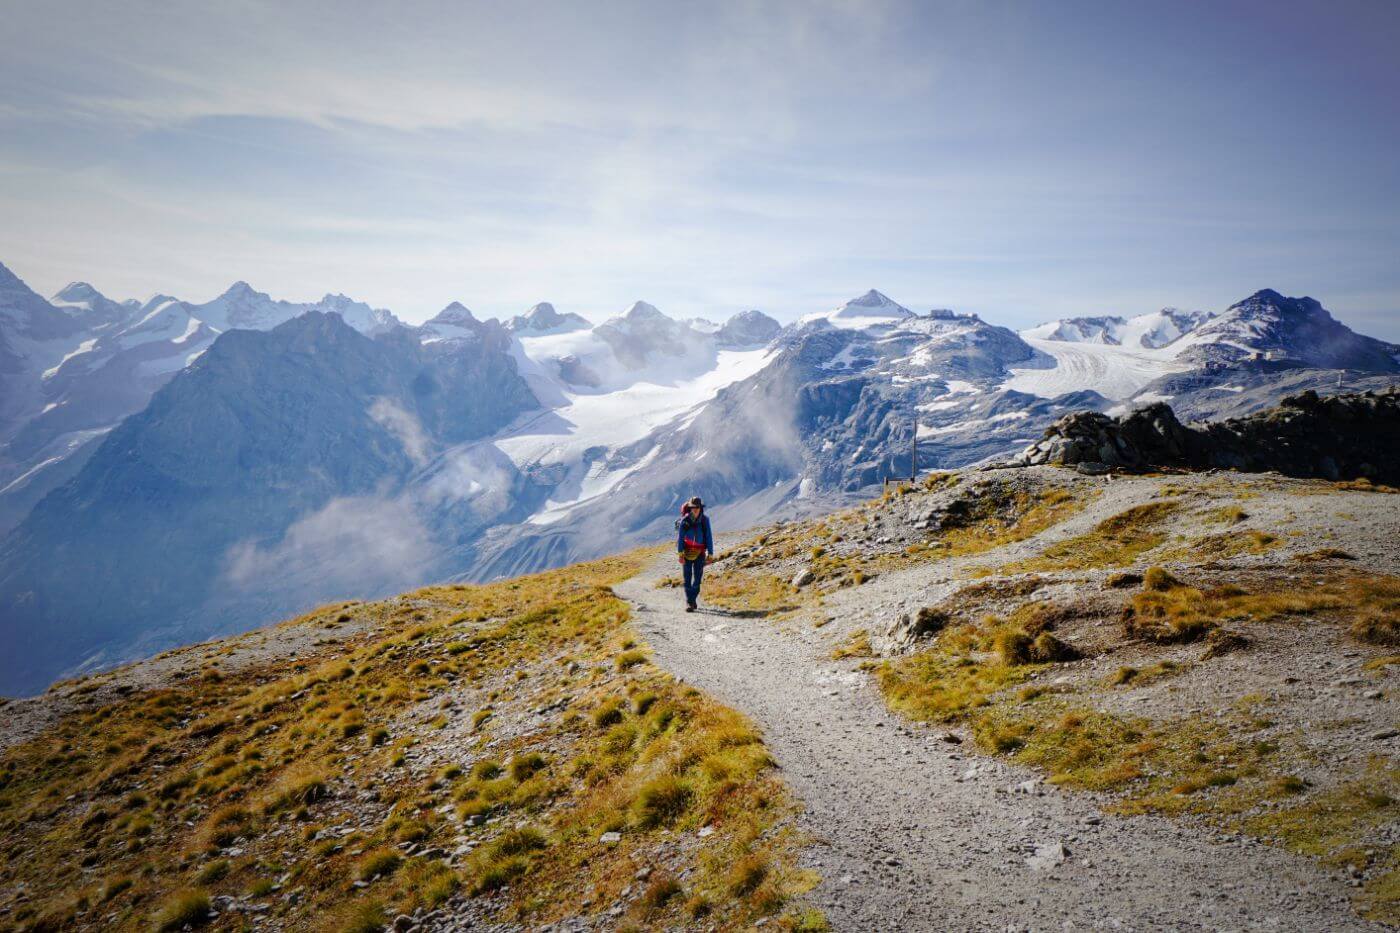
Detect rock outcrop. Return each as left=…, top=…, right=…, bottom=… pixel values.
left=1013, top=388, right=1400, bottom=484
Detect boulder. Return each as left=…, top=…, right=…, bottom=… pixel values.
left=872, top=606, right=950, bottom=654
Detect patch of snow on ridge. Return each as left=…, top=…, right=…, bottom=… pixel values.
left=823, top=342, right=874, bottom=370
left=531, top=445, right=662, bottom=525
left=488, top=346, right=776, bottom=522
left=42, top=338, right=99, bottom=378
left=1003, top=336, right=1190, bottom=401
left=917, top=411, right=1028, bottom=438
left=1024, top=308, right=1215, bottom=351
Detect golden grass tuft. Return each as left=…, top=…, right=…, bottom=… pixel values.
left=631, top=775, right=695, bottom=828
left=261, top=765, right=328, bottom=813
left=1294, top=547, right=1357, bottom=562
left=153, top=889, right=211, bottom=932
left=830, top=629, right=873, bottom=660
left=1207, top=504, right=1249, bottom=524
left=615, top=648, right=649, bottom=671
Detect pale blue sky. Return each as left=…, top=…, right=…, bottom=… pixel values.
left=2, top=0, right=1398, bottom=337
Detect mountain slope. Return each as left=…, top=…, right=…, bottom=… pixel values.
left=0, top=313, right=536, bottom=695
left=0, top=551, right=809, bottom=930
left=1173, top=289, right=1400, bottom=369
left=0, top=270, right=407, bottom=536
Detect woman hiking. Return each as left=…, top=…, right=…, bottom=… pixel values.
left=675, top=496, right=714, bottom=612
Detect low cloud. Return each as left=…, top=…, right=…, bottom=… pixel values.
left=369, top=397, right=431, bottom=466
left=418, top=442, right=520, bottom=514
left=224, top=494, right=432, bottom=594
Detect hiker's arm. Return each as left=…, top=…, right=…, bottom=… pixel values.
left=705, top=517, right=714, bottom=555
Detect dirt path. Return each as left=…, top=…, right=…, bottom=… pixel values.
left=616, top=550, right=1379, bottom=932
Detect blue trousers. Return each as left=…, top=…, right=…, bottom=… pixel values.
left=682, top=555, right=706, bottom=605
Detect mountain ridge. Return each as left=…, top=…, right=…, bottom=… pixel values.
left=2, top=260, right=1398, bottom=694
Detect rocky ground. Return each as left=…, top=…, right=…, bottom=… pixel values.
left=621, top=466, right=1399, bottom=931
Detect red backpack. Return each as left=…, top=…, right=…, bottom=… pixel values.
left=679, top=505, right=706, bottom=552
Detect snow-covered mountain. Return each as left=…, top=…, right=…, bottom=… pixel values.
left=0, top=269, right=409, bottom=532
left=715, top=309, right=782, bottom=349
left=1010, top=290, right=1399, bottom=409
left=3, top=264, right=1398, bottom=695
left=1024, top=307, right=1214, bottom=349
left=1171, top=290, right=1400, bottom=370
left=505, top=302, right=591, bottom=336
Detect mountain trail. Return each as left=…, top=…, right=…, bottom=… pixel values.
left=617, top=543, right=1380, bottom=932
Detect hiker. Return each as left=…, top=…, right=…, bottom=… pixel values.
left=675, top=495, right=714, bottom=612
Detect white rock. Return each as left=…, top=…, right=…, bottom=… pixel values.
left=1026, top=840, right=1069, bottom=871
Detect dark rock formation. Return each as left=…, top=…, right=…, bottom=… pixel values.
left=1014, top=388, right=1400, bottom=484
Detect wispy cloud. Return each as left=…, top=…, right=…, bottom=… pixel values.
left=223, top=494, right=433, bottom=593
left=2, top=0, right=1398, bottom=338
left=368, top=398, right=431, bottom=466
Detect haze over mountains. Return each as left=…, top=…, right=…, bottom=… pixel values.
left=1, top=261, right=1397, bottom=694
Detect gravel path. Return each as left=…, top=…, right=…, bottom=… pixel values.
left=617, top=542, right=1381, bottom=932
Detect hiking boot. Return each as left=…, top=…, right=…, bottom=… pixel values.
left=685, top=602, right=696, bottom=612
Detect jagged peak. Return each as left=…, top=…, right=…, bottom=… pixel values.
left=54, top=281, right=102, bottom=301
left=270, top=308, right=358, bottom=336
left=141, top=294, right=180, bottom=313
left=852, top=288, right=893, bottom=306
left=217, top=280, right=265, bottom=301
left=1228, top=289, right=1323, bottom=315
left=621, top=300, right=667, bottom=321
left=726, top=308, right=775, bottom=324
left=828, top=289, right=912, bottom=321
left=428, top=301, right=479, bottom=327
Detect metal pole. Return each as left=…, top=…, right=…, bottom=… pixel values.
left=910, top=400, right=917, bottom=482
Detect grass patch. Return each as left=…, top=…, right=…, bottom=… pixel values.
left=999, top=501, right=1179, bottom=573
left=631, top=775, right=695, bottom=828
left=153, top=889, right=210, bottom=931
left=704, top=572, right=802, bottom=615
left=1206, top=505, right=1248, bottom=524
left=830, top=629, right=872, bottom=660
left=0, top=547, right=803, bottom=931
left=878, top=625, right=1037, bottom=724
left=1107, top=660, right=1182, bottom=687
left=1159, top=529, right=1281, bottom=561
left=1295, top=547, right=1357, bottom=562
left=911, top=485, right=1091, bottom=563
left=1122, top=570, right=1400, bottom=648
left=1245, top=758, right=1400, bottom=923
left=615, top=648, right=648, bottom=671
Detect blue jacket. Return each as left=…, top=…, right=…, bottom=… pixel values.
left=676, top=512, right=713, bottom=557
